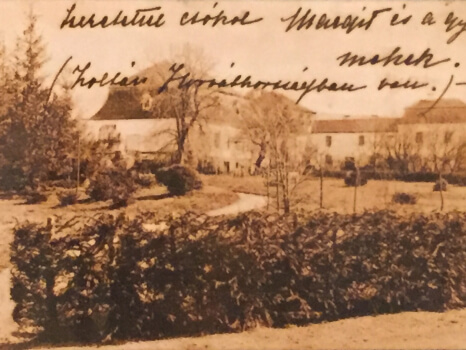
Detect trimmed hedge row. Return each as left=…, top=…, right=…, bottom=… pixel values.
left=10, top=210, right=466, bottom=343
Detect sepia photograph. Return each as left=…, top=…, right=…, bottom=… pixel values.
left=0, top=0, right=465, bottom=348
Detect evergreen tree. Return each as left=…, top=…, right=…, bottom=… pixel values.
left=0, top=11, right=79, bottom=191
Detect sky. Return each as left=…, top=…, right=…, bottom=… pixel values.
left=0, top=0, right=465, bottom=119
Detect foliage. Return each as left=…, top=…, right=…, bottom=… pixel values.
left=323, top=170, right=466, bottom=187
left=392, top=192, right=418, bottom=205
left=344, top=170, right=368, bottom=187
left=22, top=187, right=48, bottom=204
left=433, top=178, right=448, bottom=192
left=0, top=12, right=79, bottom=192
left=156, top=165, right=202, bottom=196
left=86, top=166, right=138, bottom=208
left=132, top=157, right=168, bottom=175
left=58, top=190, right=79, bottom=207
left=134, top=173, right=157, bottom=188
left=10, top=210, right=466, bottom=343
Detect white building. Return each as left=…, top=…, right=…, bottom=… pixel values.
left=85, top=92, right=466, bottom=175
left=310, top=117, right=398, bottom=168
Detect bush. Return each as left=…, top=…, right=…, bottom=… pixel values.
left=156, top=165, right=202, bottom=196
left=10, top=211, right=466, bottom=343
left=87, top=169, right=137, bottom=207
left=392, top=192, right=417, bottom=205
left=132, top=157, right=170, bottom=175
left=433, top=178, right=448, bottom=192
left=134, top=173, right=156, bottom=188
left=344, top=170, right=368, bottom=186
left=22, top=187, right=48, bottom=204
left=57, top=190, right=79, bottom=207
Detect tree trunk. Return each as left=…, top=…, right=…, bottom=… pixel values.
left=320, top=167, right=324, bottom=209
left=276, top=171, right=280, bottom=213
left=266, top=160, right=270, bottom=210
left=353, top=168, right=359, bottom=214
left=76, top=134, right=80, bottom=195
left=439, top=172, right=444, bottom=211
left=255, top=142, right=267, bottom=173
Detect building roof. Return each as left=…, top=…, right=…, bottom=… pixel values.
left=312, top=118, right=398, bottom=134
left=401, top=99, right=466, bottom=124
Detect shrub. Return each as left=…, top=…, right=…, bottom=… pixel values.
left=433, top=178, right=448, bottom=192
left=392, top=192, right=418, bottom=205
left=57, top=190, right=79, bottom=207
left=87, top=168, right=138, bottom=207
left=156, top=165, right=202, bottom=196
left=135, top=173, right=156, bottom=188
left=132, top=157, right=170, bottom=175
left=22, top=187, right=48, bottom=204
left=10, top=211, right=466, bottom=343
left=344, top=170, right=368, bottom=186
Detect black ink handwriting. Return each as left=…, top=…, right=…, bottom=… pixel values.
left=159, top=63, right=366, bottom=104
left=337, top=47, right=450, bottom=68
left=180, top=2, right=263, bottom=27
left=70, top=61, right=147, bottom=89
left=281, top=7, right=391, bottom=33
left=61, top=3, right=165, bottom=29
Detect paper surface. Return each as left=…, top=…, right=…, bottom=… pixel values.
left=1, top=1, right=466, bottom=348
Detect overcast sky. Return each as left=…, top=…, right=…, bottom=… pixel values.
left=0, top=0, right=465, bottom=119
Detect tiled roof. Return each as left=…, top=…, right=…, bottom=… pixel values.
left=312, top=118, right=398, bottom=134
left=401, top=99, right=466, bottom=124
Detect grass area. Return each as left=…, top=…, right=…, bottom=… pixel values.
left=203, top=174, right=466, bottom=214
left=0, top=184, right=238, bottom=270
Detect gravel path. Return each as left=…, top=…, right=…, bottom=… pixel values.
left=206, top=193, right=267, bottom=216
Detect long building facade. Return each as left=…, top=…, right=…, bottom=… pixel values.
left=85, top=98, right=466, bottom=174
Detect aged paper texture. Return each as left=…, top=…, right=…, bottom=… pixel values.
left=0, top=0, right=466, bottom=348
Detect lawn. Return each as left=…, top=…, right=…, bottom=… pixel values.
left=0, top=184, right=238, bottom=270
left=203, top=174, right=466, bottom=214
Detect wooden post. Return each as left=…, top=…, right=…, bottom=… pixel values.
left=439, top=172, right=444, bottom=211
left=320, top=166, right=324, bottom=209
left=76, top=134, right=80, bottom=196
left=353, top=167, right=359, bottom=214
left=266, top=159, right=270, bottom=210
left=276, top=170, right=280, bottom=212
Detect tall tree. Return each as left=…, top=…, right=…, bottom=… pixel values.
left=0, top=11, right=79, bottom=191
left=238, top=91, right=314, bottom=213
left=149, top=45, right=219, bottom=164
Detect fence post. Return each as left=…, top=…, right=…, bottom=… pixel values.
left=353, top=168, right=359, bottom=214
left=320, top=166, right=324, bottom=209
left=439, top=172, right=444, bottom=211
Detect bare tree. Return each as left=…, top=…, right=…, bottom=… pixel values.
left=148, top=45, right=219, bottom=165
left=237, top=91, right=314, bottom=213
left=384, top=129, right=424, bottom=174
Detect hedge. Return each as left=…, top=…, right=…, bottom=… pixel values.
left=10, top=210, right=466, bottom=344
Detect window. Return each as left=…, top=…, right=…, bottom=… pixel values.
left=224, top=161, right=230, bottom=173
left=325, top=155, right=333, bottom=166
left=141, top=93, right=153, bottom=111
left=415, top=132, right=423, bottom=144
left=444, top=131, right=453, bottom=144
left=99, top=124, right=117, bottom=139
left=359, top=135, right=365, bottom=146
left=214, top=132, right=221, bottom=148
left=326, top=135, right=332, bottom=147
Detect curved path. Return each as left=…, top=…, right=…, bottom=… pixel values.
left=206, top=193, right=267, bottom=216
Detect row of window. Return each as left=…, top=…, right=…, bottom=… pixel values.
left=324, top=131, right=450, bottom=147
left=325, top=135, right=366, bottom=147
